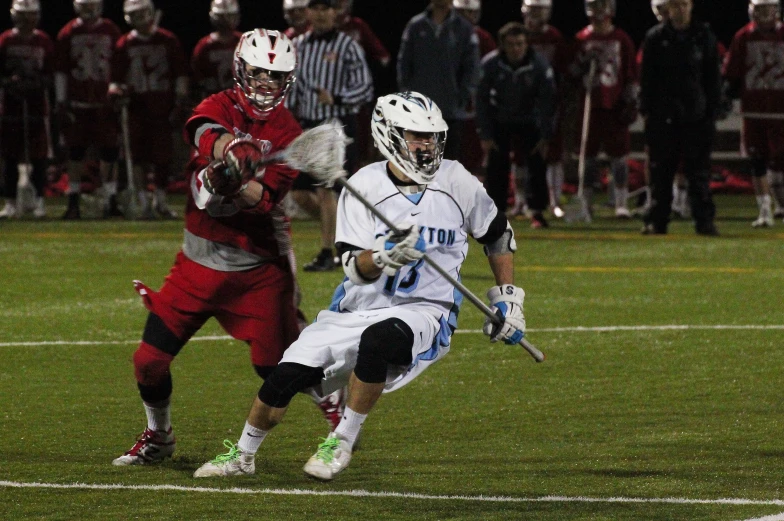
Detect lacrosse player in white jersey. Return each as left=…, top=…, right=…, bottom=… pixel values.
left=193, top=91, right=526, bottom=480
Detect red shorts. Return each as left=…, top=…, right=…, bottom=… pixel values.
left=1, top=114, right=48, bottom=160
left=129, top=114, right=173, bottom=168
left=64, top=107, right=119, bottom=150
left=137, top=251, right=300, bottom=367
left=584, top=109, right=631, bottom=158
left=742, top=118, right=784, bottom=172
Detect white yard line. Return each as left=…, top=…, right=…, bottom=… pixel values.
left=0, top=480, right=782, bottom=506
left=737, top=513, right=784, bottom=521
left=1, top=325, right=782, bottom=348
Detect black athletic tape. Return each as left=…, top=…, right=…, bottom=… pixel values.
left=354, top=318, right=414, bottom=384
left=141, top=313, right=186, bottom=357
left=257, top=363, right=324, bottom=408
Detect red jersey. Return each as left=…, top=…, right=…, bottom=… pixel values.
left=575, top=26, right=638, bottom=111
left=112, top=28, right=188, bottom=115
left=0, top=28, right=54, bottom=116
left=337, top=16, right=390, bottom=65
left=528, top=25, right=569, bottom=74
left=56, top=18, right=120, bottom=107
left=475, top=26, right=496, bottom=58
left=191, top=31, right=242, bottom=96
left=184, top=88, right=303, bottom=259
left=723, top=21, right=784, bottom=114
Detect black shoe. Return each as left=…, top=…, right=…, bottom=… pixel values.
left=103, top=196, right=125, bottom=218
left=641, top=223, right=667, bottom=235
left=304, top=249, right=337, bottom=272
left=696, top=223, right=719, bottom=236
left=62, top=206, right=81, bottom=220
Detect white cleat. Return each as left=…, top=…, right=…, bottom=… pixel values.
left=0, top=201, right=18, bottom=219
left=752, top=215, right=774, bottom=228
left=194, top=440, right=255, bottom=478
left=614, top=206, right=632, bottom=219
left=303, top=432, right=352, bottom=481
left=552, top=205, right=565, bottom=219
left=112, top=428, right=176, bottom=466
left=32, top=197, right=46, bottom=218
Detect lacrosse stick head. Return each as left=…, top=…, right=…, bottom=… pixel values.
left=284, top=120, right=352, bottom=187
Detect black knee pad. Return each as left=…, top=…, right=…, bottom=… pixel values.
left=69, top=147, right=87, bottom=161
left=100, top=147, right=119, bottom=163
left=354, top=318, right=415, bottom=384
left=253, top=364, right=275, bottom=380
left=257, top=362, right=324, bottom=408
left=141, top=313, right=186, bottom=357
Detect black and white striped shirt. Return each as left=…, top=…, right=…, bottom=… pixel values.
left=288, top=29, right=373, bottom=121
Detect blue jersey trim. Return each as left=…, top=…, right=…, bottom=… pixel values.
left=327, top=278, right=349, bottom=313
left=415, top=315, right=452, bottom=363
left=405, top=192, right=425, bottom=205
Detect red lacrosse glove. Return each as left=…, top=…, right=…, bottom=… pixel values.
left=222, top=137, right=266, bottom=183
left=203, top=160, right=244, bottom=197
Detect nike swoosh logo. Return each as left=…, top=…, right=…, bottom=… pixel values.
left=247, top=433, right=265, bottom=438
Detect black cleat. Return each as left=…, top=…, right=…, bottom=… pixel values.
left=304, top=249, right=337, bottom=272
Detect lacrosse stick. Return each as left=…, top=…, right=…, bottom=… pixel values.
left=565, top=59, right=597, bottom=224
left=283, top=122, right=544, bottom=362
left=120, top=104, right=138, bottom=219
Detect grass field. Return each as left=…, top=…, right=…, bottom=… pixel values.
left=1, top=194, right=783, bottom=520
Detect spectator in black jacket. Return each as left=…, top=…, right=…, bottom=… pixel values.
left=476, top=22, right=556, bottom=227
left=640, top=0, right=721, bottom=236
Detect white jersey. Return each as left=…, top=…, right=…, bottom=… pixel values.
left=330, top=159, right=499, bottom=339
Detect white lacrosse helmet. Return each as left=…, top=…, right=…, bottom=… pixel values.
left=521, top=0, right=552, bottom=24
left=124, top=0, right=154, bottom=28
left=210, top=0, right=239, bottom=29
left=453, top=0, right=481, bottom=9
left=233, top=29, right=296, bottom=118
left=749, top=0, right=780, bottom=24
left=10, top=0, right=40, bottom=27
left=74, top=0, right=102, bottom=22
left=371, top=92, right=449, bottom=185
left=586, top=0, right=615, bottom=18
left=283, top=0, right=309, bottom=26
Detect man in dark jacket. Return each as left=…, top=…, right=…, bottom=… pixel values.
left=397, top=0, right=480, bottom=161
left=476, top=22, right=556, bottom=226
left=640, top=0, right=721, bottom=235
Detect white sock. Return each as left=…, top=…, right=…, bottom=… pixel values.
left=144, top=402, right=171, bottom=433
left=615, top=186, right=629, bottom=208
left=138, top=190, right=151, bottom=208
left=334, top=406, right=367, bottom=448
left=238, top=421, right=268, bottom=455
left=756, top=194, right=771, bottom=213
left=104, top=181, right=117, bottom=196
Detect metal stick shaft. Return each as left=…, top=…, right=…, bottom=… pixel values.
left=336, top=177, right=545, bottom=363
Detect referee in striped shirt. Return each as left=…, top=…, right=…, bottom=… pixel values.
left=289, top=0, right=373, bottom=271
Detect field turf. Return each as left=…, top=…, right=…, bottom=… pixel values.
left=0, top=194, right=782, bottom=520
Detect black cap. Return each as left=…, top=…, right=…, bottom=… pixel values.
left=308, top=0, right=337, bottom=7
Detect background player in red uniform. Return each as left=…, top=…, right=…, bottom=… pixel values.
left=283, top=0, right=311, bottom=40
left=108, top=0, right=189, bottom=220
left=0, top=0, right=53, bottom=220
left=56, top=0, right=122, bottom=219
left=569, top=0, right=638, bottom=219
left=112, top=29, right=305, bottom=466
left=521, top=0, right=569, bottom=218
left=724, top=0, right=784, bottom=227
left=191, top=0, right=242, bottom=100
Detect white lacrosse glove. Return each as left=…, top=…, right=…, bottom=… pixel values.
left=371, top=223, right=426, bottom=277
left=482, top=285, right=526, bottom=345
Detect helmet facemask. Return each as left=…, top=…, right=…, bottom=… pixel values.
left=385, top=124, right=446, bottom=184
left=751, top=3, right=780, bottom=25
left=235, top=60, right=295, bottom=114
left=125, top=7, right=154, bottom=33
left=74, top=0, right=102, bottom=22
left=210, top=11, right=239, bottom=31
left=586, top=0, right=614, bottom=19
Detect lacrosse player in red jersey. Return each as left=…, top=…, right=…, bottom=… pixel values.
left=193, top=91, right=526, bottom=481
left=0, top=0, right=54, bottom=220
left=283, top=0, right=311, bottom=40
left=112, top=29, right=309, bottom=467
left=108, top=0, right=189, bottom=220
left=723, top=0, right=784, bottom=227
left=56, top=0, right=122, bottom=219
left=569, top=0, right=639, bottom=219
left=191, top=0, right=242, bottom=100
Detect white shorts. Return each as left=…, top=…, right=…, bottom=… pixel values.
left=281, top=305, right=452, bottom=395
